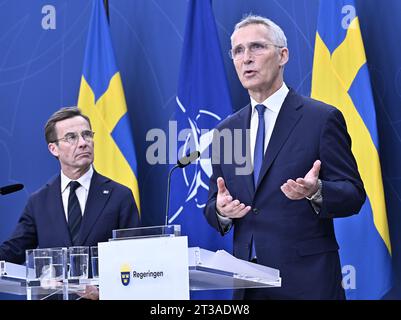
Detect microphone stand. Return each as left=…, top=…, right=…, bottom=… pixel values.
left=165, top=164, right=179, bottom=226
left=165, top=151, right=200, bottom=227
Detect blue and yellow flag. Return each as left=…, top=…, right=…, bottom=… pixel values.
left=312, top=0, right=392, bottom=299
left=77, top=0, right=140, bottom=211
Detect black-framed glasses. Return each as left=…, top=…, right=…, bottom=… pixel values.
left=53, top=130, right=95, bottom=144
left=229, top=41, right=284, bottom=60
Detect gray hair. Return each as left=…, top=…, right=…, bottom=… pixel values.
left=231, top=14, right=287, bottom=47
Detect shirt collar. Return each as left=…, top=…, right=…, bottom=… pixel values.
left=250, top=82, right=289, bottom=114
left=61, top=165, right=94, bottom=193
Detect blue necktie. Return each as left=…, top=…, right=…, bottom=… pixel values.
left=68, top=181, right=82, bottom=245
left=250, top=104, right=266, bottom=261
left=253, top=104, right=266, bottom=187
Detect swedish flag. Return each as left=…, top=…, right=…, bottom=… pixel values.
left=312, top=0, right=391, bottom=299
left=77, top=0, right=140, bottom=211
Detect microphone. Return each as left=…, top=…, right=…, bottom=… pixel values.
left=177, top=150, right=201, bottom=168
left=165, top=151, right=200, bottom=225
left=0, top=183, right=24, bottom=195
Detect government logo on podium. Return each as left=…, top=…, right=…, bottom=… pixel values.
left=120, top=263, right=131, bottom=286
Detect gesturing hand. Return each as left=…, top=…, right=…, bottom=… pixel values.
left=280, top=160, right=321, bottom=200
left=216, top=177, right=251, bottom=218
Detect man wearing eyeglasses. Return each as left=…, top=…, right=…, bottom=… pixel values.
left=204, top=15, right=365, bottom=299
left=0, top=107, right=139, bottom=265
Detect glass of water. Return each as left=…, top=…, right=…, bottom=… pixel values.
left=32, top=248, right=52, bottom=279
left=68, top=246, right=89, bottom=279
left=49, top=247, right=67, bottom=281
left=90, top=246, right=99, bottom=278
left=25, top=248, right=67, bottom=282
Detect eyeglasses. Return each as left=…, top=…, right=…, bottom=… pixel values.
left=229, top=41, right=284, bottom=60
left=53, top=130, right=95, bottom=144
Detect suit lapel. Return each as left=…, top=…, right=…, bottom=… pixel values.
left=231, top=105, right=254, bottom=199
left=47, top=175, right=73, bottom=247
left=255, top=89, right=303, bottom=190
left=78, top=171, right=112, bottom=244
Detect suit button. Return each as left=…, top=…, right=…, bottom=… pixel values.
left=252, top=208, right=259, bottom=214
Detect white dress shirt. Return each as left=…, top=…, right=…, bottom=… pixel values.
left=249, top=83, right=289, bottom=166
left=61, top=165, right=93, bottom=222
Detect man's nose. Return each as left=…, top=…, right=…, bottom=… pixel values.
left=77, top=134, right=88, bottom=146
left=243, top=48, right=254, bottom=62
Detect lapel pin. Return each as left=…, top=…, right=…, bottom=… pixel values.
left=103, top=190, right=110, bottom=194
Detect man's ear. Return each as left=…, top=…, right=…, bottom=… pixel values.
left=279, top=47, right=289, bottom=67
left=48, top=142, right=59, bottom=158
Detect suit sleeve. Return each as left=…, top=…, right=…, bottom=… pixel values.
left=204, top=129, right=232, bottom=236
left=118, top=188, right=140, bottom=229
left=318, top=108, right=366, bottom=218
left=0, top=197, right=38, bottom=264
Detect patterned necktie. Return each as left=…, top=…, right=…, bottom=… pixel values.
left=253, top=104, right=266, bottom=187
left=68, top=181, right=82, bottom=245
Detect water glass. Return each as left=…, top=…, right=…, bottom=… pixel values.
left=90, top=246, right=99, bottom=278
left=49, top=247, right=67, bottom=281
left=31, top=248, right=52, bottom=279
left=68, top=246, right=89, bottom=279
left=25, top=247, right=67, bottom=289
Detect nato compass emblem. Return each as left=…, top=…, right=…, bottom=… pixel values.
left=169, top=97, right=223, bottom=223
left=120, top=264, right=131, bottom=286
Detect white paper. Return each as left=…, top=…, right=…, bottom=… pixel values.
left=188, top=247, right=280, bottom=283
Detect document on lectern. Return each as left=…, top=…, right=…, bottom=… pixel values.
left=188, top=247, right=280, bottom=284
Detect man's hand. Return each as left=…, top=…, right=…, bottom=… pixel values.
left=280, top=160, right=321, bottom=200
left=216, top=177, right=251, bottom=218
left=78, top=285, right=99, bottom=300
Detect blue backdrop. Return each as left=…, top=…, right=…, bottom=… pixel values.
left=0, top=0, right=400, bottom=299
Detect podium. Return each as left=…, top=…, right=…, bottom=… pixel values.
left=0, top=225, right=281, bottom=300
left=99, top=225, right=281, bottom=300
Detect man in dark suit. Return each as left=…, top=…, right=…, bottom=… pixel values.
left=204, top=15, right=366, bottom=299
left=0, top=107, right=139, bottom=264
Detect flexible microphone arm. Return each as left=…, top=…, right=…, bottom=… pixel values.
left=165, top=151, right=200, bottom=226
left=165, top=164, right=179, bottom=226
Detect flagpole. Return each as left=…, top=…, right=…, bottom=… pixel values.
left=103, top=0, right=110, bottom=23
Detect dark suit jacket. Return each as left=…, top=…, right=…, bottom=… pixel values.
left=0, top=170, right=139, bottom=264
left=204, top=89, right=366, bottom=299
